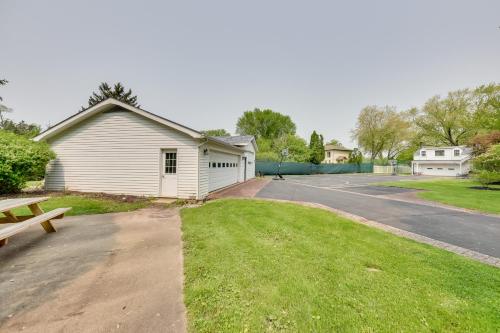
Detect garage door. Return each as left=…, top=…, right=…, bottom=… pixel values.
left=209, top=151, right=240, bottom=191
left=419, top=164, right=458, bottom=176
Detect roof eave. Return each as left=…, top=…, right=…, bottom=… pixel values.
left=206, top=137, right=246, bottom=153
left=34, top=98, right=203, bottom=142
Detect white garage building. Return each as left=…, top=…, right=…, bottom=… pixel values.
left=411, top=146, right=472, bottom=176
left=34, top=98, right=257, bottom=200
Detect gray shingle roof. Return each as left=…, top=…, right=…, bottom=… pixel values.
left=212, top=135, right=255, bottom=146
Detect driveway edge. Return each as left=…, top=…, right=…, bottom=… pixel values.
left=257, top=198, right=500, bottom=268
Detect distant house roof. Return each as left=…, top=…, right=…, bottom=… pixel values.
left=213, top=135, right=258, bottom=151
left=324, top=144, right=353, bottom=152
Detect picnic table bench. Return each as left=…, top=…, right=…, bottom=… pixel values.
left=0, top=197, right=71, bottom=247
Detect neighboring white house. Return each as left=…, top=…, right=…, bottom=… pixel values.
left=34, top=98, right=257, bottom=199
left=412, top=146, right=472, bottom=176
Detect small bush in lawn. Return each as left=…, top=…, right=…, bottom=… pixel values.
left=0, top=130, right=55, bottom=194
left=473, top=143, right=500, bottom=187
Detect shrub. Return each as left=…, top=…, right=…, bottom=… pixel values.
left=469, top=130, right=500, bottom=156
left=0, top=130, right=55, bottom=194
left=473, top=144, right=500, bottom=186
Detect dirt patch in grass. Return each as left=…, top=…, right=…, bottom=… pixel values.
left=1, top=190, right=149, bottom=204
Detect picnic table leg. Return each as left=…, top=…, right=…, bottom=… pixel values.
left=0, top=211, right=18, bottom=246
left=3, top=210, right=19, bottom=223
left=28, top=203, right=56, bottom=233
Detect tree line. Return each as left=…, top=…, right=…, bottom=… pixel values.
left=2, top=79, right=497, bottom=192
left=352, top=83, right=500, bottom=163
left=204, top=108, right=342, bottom=164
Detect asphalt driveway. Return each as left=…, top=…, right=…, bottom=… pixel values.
left=256, top=174, right=500, bottom=258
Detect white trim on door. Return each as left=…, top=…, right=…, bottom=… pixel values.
left=160, top=149, right=178, bottom=197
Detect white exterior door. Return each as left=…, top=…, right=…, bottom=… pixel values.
left=161, top=150, right=178, bottom=197
left=209, top=151, right=239, bottom=192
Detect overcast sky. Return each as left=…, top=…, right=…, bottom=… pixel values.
left=1, top=0, right=499, bottom=146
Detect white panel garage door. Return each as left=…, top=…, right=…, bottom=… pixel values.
left=209, top=151, right=240, bottom=191
left=418, top=164, right=458, bottom=176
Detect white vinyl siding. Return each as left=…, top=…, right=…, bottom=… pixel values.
left=198, top=143, right=210, bottom=198
left=244, top=144, right=256, bottom=180
left=45, top=109, right=200, bottom=198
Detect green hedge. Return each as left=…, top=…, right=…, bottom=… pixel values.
left=256, top=161, right=373, bottom=175
left=0, top=130, right=55, bottom=194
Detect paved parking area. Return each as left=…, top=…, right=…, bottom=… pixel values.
left=257, top=174, right=500, bottom=259
left=284, top=173, right=435, bottom=188
left=0, top=208, right=186, bottom=333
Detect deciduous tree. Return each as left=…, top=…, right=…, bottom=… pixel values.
left=416, top=89, right=475, bottom=146
left=473, top=83, right=500, bottom=132
left=0, top=78, right=8, bottom=102
left=202, top=129, right=230, bottom=137
left=352, top=106, right=391, bottom=162
left=326, top=139, right=343, bottom=147
left=236, top=108, right=296, bottom=140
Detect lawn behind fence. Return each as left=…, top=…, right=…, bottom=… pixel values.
left=181, top=199, right=500, bottom=332
left=376, top=178, right=500, bottom=214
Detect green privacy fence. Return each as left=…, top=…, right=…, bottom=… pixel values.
left=255, top=161, right=374, bottom=175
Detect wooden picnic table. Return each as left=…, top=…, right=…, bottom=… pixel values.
left=0, top=197, right=71, bottom=247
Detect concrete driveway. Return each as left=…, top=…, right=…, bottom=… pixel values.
left=256, top=174, right=500, bottom=259
left=0, top=208, right=186, bottom=333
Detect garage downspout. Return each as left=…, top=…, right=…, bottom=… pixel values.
left=197, top=139, right=209, bottom=200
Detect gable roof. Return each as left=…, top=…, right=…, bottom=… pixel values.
left=324, top=144, right=352, bottom=152
left=34, top=98, right=204, bottom=142
left=213, top=135, right=258, bottom=151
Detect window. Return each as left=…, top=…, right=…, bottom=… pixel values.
left=209, top=162, right=211, bottom=168
left=427, top=167, right=433, bottom=170
left=437, top=168, right=443, bottom=170
left=218, top=162, right=221, bottom=168
left=448, top=168, right=455, bottom=170
left=327, top=152, right=331, bottom=158
left=421, top=150, right=426, bottom=157
left=454, top=149, right=460, bottom=156
left=435, top=150, right=445, bottom=157
left=212, top=162, right=216, bottom=168
left=164, top=152, right=177, bottom=174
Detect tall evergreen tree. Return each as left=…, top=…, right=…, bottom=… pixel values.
left=80, top=82, right=140, bottom=112
left=309, top=131, right=325, bottom=164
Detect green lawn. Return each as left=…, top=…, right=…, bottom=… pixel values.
left=181, top=199, right=500, bottom=332
left=376, top=179, right=500, bottom=214
left=8, top=194, right=152, bottom=216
